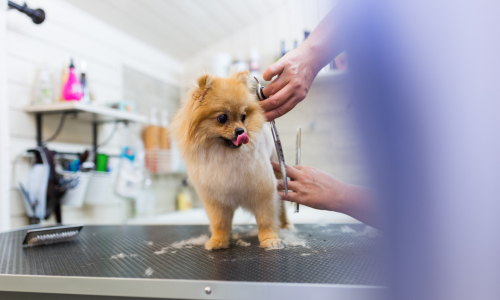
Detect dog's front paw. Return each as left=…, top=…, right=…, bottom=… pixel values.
left=205, top=238, right=229, bottom=251
left=260, top=238, right=282, bottom=249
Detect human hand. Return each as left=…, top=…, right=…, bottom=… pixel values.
left=260, top=46, right=321, bottom=121
left=271, top=161, right=348, bottom=212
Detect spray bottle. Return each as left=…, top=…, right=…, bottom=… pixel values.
left=62, top=58, right=83, bottom=101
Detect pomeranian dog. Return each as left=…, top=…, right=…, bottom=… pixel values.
left=171, top=71, right=291, bottom=250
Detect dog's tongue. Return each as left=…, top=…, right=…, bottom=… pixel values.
left=232, top=132, right=249, bottom=146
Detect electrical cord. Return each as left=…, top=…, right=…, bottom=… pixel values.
left=97, top=121, right=120, bottom=147
left=43, top=112, right=76, bottom=144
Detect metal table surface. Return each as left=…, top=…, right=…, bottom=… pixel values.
left=0, top=224, right=387, bottom=300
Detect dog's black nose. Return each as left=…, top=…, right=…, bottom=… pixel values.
left=235, top=128, right=245, bottom=136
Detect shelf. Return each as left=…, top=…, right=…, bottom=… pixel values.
left=24, top=102, right=148, bottom=123
left=312, top=70, right=348, bottom=84
left=254, top=70, right=347, bottom=85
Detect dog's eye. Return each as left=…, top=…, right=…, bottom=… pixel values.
left=217, top=114, right=228, bottom=124
left=241, top=114, right=246, bottom=122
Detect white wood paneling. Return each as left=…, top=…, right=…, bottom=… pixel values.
left=61, top=0, right=289, bottom=60
left=182, top=0, right=327, bottom=89
left=169, top=0, right=229, bottom=40
left=0, top=0, right=11, bottom=231
left=5, top=0, right=183, bottom=229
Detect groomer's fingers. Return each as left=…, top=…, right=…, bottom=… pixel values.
left=271, top=161, right=301, bottom=180
left=271, top=161, right=283, bottom=175
left=263, top=60, right=286, bottom=81
left=264, top=94, right=303, bottom=121
left=259, top=83, right=295, bottom=112
left=262, top=74, right=289, bottom=99
left=276, top=179, right=299, bottom=191
left=278, top=191, right=300, bottom=203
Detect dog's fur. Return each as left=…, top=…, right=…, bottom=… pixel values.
left=171, top=71, right=291, bottom=250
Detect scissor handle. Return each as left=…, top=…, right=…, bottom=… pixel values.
left=254, top=76, right=268, bottom=101
left=253, top=77, right=288, bottom=194
left=256, top=86, right=267, bottom=101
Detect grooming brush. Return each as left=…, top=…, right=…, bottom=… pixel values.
left=22, top=224, right=84, bottom=247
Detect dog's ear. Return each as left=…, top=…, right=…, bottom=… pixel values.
left=234, top=70, right=249, bottom=85
left=194, top=74, right=212, bottom=102
left=234, top=70, right=253, bottom=90
left=197, top=74, right=212, bottom=90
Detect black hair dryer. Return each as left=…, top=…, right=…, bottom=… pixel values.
left=8, top=1, right=45, bottom=24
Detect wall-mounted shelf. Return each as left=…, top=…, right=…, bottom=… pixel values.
left=24, top=102, right=148, bottom=150
left=23, top=102, right=148, bottom=225
left=24, top=102, right=148, bottom=123
left=312, top=70, right=348, bottom=84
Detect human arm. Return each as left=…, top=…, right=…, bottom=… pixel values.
left=260, top=7, right=344, bottom=121
left=272, top=162, right=381, bottom=229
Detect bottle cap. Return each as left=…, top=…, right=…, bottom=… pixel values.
left=69, top=58, right=75, bottom=69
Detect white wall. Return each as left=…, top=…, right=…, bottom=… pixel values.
left=182, top=0, right=337, bottom=89
left=182, top=0, right=368, bottom=186
left=0, top=0, right=11, bottom=231
left=6, top=0, right=183, bottom=228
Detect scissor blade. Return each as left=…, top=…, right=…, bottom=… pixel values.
left=270, top=121, right=288, bottom=195
left=255, top=79, right=288, bottom=196
left=280, top=163, right=288, bottom=195
left=295, top=128, right=301, bottom=213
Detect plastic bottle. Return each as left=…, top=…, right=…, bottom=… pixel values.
left=80, top=61, right=91, bottom=104
left=176, top=179, right=192, bottom=211
left=62, top=58, right=83, bottom=101
left=135, top=175, right=155, bottom=217
left=58, top=62, right=68, bottom=102
left=304, top=30, right=311, bottom=41
left=276, top=41, right=287, bottom=62
left=281, top=41, right=287, bottom=57
left=143, top=107, right=160, bottom=150
left=143, top=107, right=160, bottom=172
left=159, top=109, right=171, bottom=150
left=36, top=66, right=53, bottom=104
left=249, top=47, right=260, bottom=77
left=230, top=53, right=249, bottom=74
left=115, top=123, right=146, bottom=199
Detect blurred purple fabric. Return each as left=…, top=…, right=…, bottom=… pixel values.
left=340, top=1, right=500, bottom=299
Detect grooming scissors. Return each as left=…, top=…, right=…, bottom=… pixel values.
left=254, top=76, right=288, bottom=195
left=295, top=128, right=301, bottom=213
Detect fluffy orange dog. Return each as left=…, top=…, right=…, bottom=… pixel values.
left=171, top=71, right=291, bottom=250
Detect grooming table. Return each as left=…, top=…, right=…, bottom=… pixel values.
left=0, top=224, right=387, bottom=300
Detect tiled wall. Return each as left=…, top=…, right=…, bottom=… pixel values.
left=5, top=0, right=183, bottom=229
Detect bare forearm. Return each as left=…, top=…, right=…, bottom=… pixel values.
left=299, top=7, right=343, bottom=73
left=260, top=4, right=344, bottom=120
left=273, top=163, right=381, bottom=229
left=335, top=184, right=381, bottom=229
